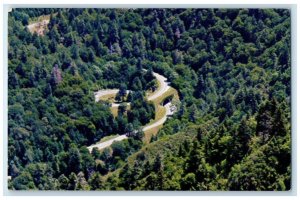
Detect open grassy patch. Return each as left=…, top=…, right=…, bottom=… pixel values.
left=146, top=105, right=166, bottom=127
left=142, top=87, right=179, bottom=143
left=154, top=105, right=166, bottom=121
left=110, top=104, right=131, bottom=117
left=110, top=107, right=119, bottom=117
left=27, top=14, right=53, bottom=35
left=146, top=87, right=178, bottom=125
left=144, top=124, right=163, bottom=143
left=28, top=14, right=52, bottom=24
left=151, top=87, right=179, bottom=106
left=146, top=79, right=160, bottom=98
left=98, top=134, right=120, bottom=143
left=94, top=80, right=179, bottom=148
left=98, top=93, right=117, bottom=102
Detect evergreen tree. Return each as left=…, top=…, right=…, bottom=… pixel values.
left=89, top=172, right=103, bottom=190
left=68, top=146, right=82, bottom=174
left=58, top=174, right=69, bottom=190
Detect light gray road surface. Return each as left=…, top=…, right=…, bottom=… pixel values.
left=88, top=72, right=175, bottom=152
left=147, top=72, right=170, bottom=101
left=87, top=102, right=175, bottom=152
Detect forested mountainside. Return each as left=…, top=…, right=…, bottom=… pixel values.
left=8, top=8, right=291, bottom=190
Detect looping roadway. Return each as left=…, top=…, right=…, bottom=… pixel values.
left=88, top=71, right=175, bottom=152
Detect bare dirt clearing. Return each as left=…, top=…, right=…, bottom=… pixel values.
left=27, top=19, right=49, bottom=36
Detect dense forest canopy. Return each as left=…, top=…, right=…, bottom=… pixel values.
left=8, top=8, right=291, bottom=191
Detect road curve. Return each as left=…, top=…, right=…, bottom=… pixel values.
left=148, top=72, right=170, bottom=101
left=94, top=72, right=170, bottom=104
left=94, top=89, right=119, bottom=102
left=94, top=89, right=130, bottom=103
left=88, top=71, right=175, bottom=152
left=142, top=102, right=174, bottom=132
left=87, top=102, right=175, bottom=152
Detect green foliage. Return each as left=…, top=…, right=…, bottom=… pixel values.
left=8, top=8, right=290, bottom=191
left=12, top=171, right=36, bottom=190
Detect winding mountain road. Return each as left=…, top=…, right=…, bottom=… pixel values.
left=87, top=102, right=175, bottom=152
left=148, top=72, right=171, bottom=101
left=88, top=135, right=128, bottom=152
left=142, top=102, right=174, bottom=132
left=94, top=72, right=170, bottom=105
left=88, top=71, right=175, bottom=152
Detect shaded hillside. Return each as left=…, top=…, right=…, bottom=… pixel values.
left=8, top=8, right=290, bottom=190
